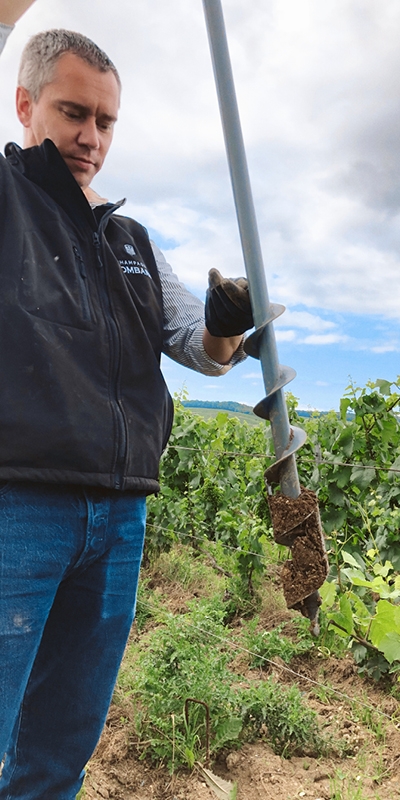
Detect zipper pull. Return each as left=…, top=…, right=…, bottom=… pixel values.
left=73, top=245, right=87, bottom=279
left=93, top=232, right=104, bottom=269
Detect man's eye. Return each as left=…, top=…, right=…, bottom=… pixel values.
left=97, top=121, right=113, bottom=132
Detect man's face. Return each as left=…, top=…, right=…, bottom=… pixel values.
left=16, top=52, right=120, bottom=189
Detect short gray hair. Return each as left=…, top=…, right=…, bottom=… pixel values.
left=18, top=29, right=121, bottom=102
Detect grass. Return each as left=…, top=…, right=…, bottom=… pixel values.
left=151, top=543, right=223, bottom=595
left=350, top=699, right=388, bottom=744
left=329, top=770, right=384, bottom=800
left=310, top=679, right=337, bottom=705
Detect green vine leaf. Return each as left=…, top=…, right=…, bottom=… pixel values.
left=387, top=454, right=400, bottom=482
left=340, top=397, right=351, bottom=421
left=350, top=466, right=376, bottom=490
left=375, top=379, right=393, bottom=396
left=341, top=551, right=363, bottom=569
left=377, top=632, right=400, bottom=664
left=330, top=594, right=354, bottom=637
left=372, top=561, right=393, bottom=578
left=319, top=581, right=337, bottom=609
left=335, top=426, right=354, bottom=456
left=369, top=600, right=400, bottom=651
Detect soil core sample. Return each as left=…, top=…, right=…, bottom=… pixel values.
left=268, top=487, right=329, bottom=608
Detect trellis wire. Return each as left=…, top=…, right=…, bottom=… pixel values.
left=145, top=521, right=276, bottom=563
left=164, top=443, right=400, bottom=474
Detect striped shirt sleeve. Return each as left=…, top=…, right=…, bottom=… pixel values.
left=0, top=23, right=13, bottom=55
left=151, top=241, right=246, bottom=376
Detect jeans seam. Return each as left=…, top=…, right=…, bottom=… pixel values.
left=3, top=704, right=23, bottom=800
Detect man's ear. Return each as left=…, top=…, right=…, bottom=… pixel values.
left=16, top=85, right=34, bottom=127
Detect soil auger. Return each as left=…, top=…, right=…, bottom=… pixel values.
left=202, top=0, right=328, bottom=634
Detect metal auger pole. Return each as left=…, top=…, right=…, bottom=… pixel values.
left=202, top=0, right=301, bottom=499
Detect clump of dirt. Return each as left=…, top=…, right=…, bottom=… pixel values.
left=280, top=518, right=328, bottom=607
left=268, top=487, right=328, bottom=607
left=268, top=486, right=318, bottom=541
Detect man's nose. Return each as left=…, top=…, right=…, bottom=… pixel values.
left=77, top=117, right=100, bottom=150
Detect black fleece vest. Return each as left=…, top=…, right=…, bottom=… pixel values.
left=0, top=139, right=173, bottom=492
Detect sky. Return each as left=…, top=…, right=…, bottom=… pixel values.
left=1, top=0, right=400, bottom=410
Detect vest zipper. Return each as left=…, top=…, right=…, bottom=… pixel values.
left=73, top=245, right=92, bottom=322
left=93, top=231, right=128, bottom=489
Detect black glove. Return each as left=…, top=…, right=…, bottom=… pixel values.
left=205, top=268, right=254, bottom=337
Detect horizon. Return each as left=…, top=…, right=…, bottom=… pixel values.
left=180, top=398, right=353, bottom=415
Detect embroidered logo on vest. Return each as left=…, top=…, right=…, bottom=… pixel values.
left=119, top=243, right=152, bottom=278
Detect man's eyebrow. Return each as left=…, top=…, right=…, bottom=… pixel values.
left=57, top=101, right=117, bottom=122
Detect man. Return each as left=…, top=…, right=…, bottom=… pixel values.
left=0, top=3, right=253, bottom=798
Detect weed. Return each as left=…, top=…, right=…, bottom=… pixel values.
left=329, top=771, right=383, bottom=800
left=369, top=750, right=388, bottom=785
left=223, top=575, right=261, bottom=620
left=238, top=679, right=325, bottom=757
left=310, top=679, right=336, bottom=705
left=350, top=699, right=387, bottom=743
left=120, top=600, right=240, bottom=770
left=243, top=617, right=314, bottom=667
left=134, top=579, right=162, bottom=633
left=118, top=599, right=326, bottom=770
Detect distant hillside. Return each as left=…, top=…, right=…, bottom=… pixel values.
left=182, top=400, right=254, bottom=415
left=182, top=402, right=261, bottom=427
left=182, top=400, right=329, bottom=419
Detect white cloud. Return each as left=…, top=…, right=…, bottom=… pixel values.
left=301, top=333, right=349, bottom=346
left=275, top=330, right=297, bottom=342
left=371, top=342, right=400, bottom=354
left=275, top=309, right=336, bottom=332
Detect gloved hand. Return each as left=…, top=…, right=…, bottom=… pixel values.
left=205, top=268, right=254, bottom=337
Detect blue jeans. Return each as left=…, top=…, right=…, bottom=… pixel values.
left=0, top=481, right=147, bottom=800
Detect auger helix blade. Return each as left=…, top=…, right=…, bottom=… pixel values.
left=264, top=427, right=307, bottom=487
left=243, top=304, right=285, bottom=359
left=252, top=367, right=297, bottom=419
left=267, top=487, right=329, bottom=635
